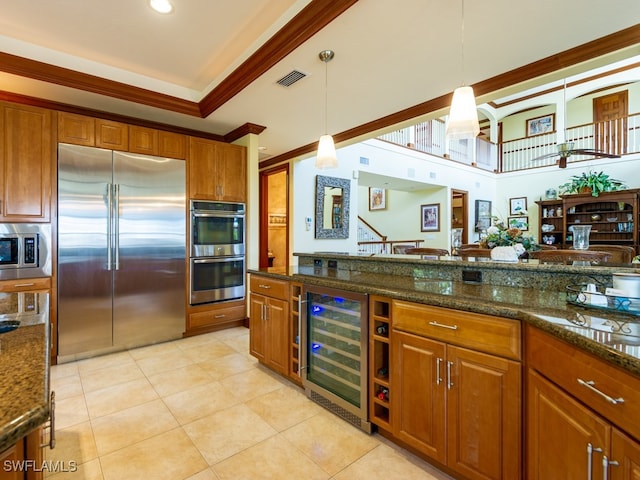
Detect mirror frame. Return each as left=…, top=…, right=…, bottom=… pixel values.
left=315, top=175, right=350, bottom=239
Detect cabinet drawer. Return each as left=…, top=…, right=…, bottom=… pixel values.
left=392, top=300, right=521, bottom=360
left=249, top=275, right=289, bottom=300
left=0, top=277, right=51, bottom=292
left=527, top=325, right=640, bottom=440
left=189, top=303, right=246, bottom=329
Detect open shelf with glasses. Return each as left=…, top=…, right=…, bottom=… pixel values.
left=369, top=295, right=391, bottom=430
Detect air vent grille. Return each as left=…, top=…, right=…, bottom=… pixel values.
left=276, top=70, right=307, bottom=87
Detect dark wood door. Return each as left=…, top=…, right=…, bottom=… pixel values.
left=594, top=91, right=628, bottom=155
left=611, top=428, right=640, bottom=480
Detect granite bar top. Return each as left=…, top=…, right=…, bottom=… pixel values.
left=0, top=292, right=50, bottom=453
left=249, top=260, right=640, bottom=378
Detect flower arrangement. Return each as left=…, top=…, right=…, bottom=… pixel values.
left=479, top=216, right=540, bottom=252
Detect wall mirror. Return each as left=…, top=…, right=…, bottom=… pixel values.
left=315, top=175, right=350, bottom=239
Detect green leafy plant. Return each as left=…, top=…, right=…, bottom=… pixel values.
left=558, top=170, right=625, bottom=197
left=479, top=216, right=540, bottom=251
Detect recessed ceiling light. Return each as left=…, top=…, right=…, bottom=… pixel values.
left=149, top=0, right=174, bottom=14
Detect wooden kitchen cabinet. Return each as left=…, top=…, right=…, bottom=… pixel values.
left=0, top=428, right=45, bottom=480
left=59, top=113, right=128, bottom=150
left=186, top=299, right=246, bottom=333
left=289, top=281, right=302, bottom=384
left=390, top=300, right=522, bottom=480
left=526, top=325, right=640, bottom=480
left=369, top=296, right=392, bottom=430
left=188, top=137, right=246, bottom=202
left=129, top=125, right=186, bottom=159
left=0, top=103, right=53, bottom=222
left=249, top=274, right=289, bottom=375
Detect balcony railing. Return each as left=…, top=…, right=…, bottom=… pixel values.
left=377, top=113, right=640, bottom=173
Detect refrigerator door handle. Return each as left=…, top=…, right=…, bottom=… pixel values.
left=114, top=184, right=120, bottom=270
left=106, top=183, right=113, bottom=271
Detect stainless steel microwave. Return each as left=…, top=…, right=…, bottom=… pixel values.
left=0, top=224, right=51, bottom=280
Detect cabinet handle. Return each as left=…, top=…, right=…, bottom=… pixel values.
left=264, top=305, right=269, bottom=321
left=258, top=284, right=272, bottom=289
left=214, top=314, right=225, bottom=319
left=436, top=357, right=443, bottom=385
left=602, top=456, right=619, bottom=480
left=429, top=320, right=458, bottom=330
left=578, top=378, right=625, bottom=405
left=14, top=283, right=35, bottom=287
left=447, top=361, right=454, bottom=389
left=261, top=304, right=266, bottom=320
left=587, top=443, right=602, bottom=480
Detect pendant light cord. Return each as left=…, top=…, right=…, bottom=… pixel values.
left=460, top=0, right=466, bottom=86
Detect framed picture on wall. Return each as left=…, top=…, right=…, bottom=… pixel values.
left=475, top=199, right=492, bottom=232
left=420, top=203, right=440, bottom=232
left=526, top=114, right=554, bottom=137
left=369, top=187, right=386, bottom=210
left=509, top=197, right=527, bottom=215
left=508, top=216, right=529, bottom=231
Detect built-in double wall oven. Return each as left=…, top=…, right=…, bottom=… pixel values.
left=189, top=200, right=245, bottom=305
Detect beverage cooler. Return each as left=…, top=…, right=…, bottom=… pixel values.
left=301, top=285, right=371, bottom=433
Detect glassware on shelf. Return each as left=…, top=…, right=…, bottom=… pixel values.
left=571, top=225, right=592, bottom=250
left=451, top=228, right=463, bottom=254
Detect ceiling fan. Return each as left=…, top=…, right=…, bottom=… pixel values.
left=531, top=78, right=621, bottom=168
left=532, top=141, right=621, bottom=169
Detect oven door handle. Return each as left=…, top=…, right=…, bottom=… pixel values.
left=192, top=256, right=243, bottom=264
left=192, top=211, right=244, bottom=219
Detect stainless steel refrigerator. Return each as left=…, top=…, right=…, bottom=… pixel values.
left=57, top=143, right=186, bottom=361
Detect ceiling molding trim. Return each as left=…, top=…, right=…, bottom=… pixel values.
left=0, top=52, right=201, bottom=116
left=260, top=24, right=640, bottom=168
left=225, top=122, right=267, bottom=142
left=198, top=0, right=359, bottom=117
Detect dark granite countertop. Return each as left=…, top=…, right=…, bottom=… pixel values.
left=249, top=261, right=640, bottom=378
left=0, top=292, right=50, bottom=453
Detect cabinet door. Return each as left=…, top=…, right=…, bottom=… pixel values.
left=58, top=112, right=95, bottom=146
left=95, top=119, right=128, bottom=151
left=158, top=131, right=186, bottom=159
left=188, top=136, right=217, bottom=199
left=0, top=103, right=52, bottom=222
left=217, top=143, right=246, bottom=202
left=447, top=345, right=521, bottom=480
left=527, top=369, right=610, bottom=480
left=0, top=439, right=25, bottom=480
left=264, top=297, right=289, bottom=375
left=129, top=125, right=158, bottom=155
left=391, top=330, right=446, bottom=463
left=611, top=429, right=640, bottom=480
left=249, top=293, right=267, bottom=362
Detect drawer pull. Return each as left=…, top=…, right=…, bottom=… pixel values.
left=429, top=320, right=458, bottom=330
left=14, top=282, right=35, bottom=287
left=258, top=284, right=272, bottom=289
left=578, top=378, right=624, bottom=405
left=214, top=314, right=225, bottom=319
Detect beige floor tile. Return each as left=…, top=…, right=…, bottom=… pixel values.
left=162, top=381, right=240, bottom=425
left=135, top=347, right=195, bottom=376
left=218, top=365, right=287, bottom=401
left=45, top=420, right=98, bottom=467
left=46, top=458, right=104, bottom=480
left=213, top=435, right=329, bottom=480
left=185, top=468, right=220, bottom=480
left=333, top=441, right=454, bottom=480
left=175, top=332, right=222, bottom=350
left=80, top=362, right=145, bottom=393
left=221, top=333, right=250, bottom=354
left=51, top=374, right=83, bottom=400
left=180, top=341, right=237, bottom=363
left=196, top=353, right=257, bottom=380
left=281, top=411, right=379, bottom=476
left=55, top=393, right=90, bottom=430
left=183, top=404, right=277, bottom=464
left=50, top=362, right=79, bottom=380
left=99, top=428, right=208, bottom=480
left=84, top=377, right=158, bottom=419
left=128, top=339, right=182, bottom=361
left=76, top=351, right=135, bottom=374
left=245, top=384, right=323, bottom=431
left=91, top=399, right=179, bottom=456
left=147, top=363, right=214, bottom=397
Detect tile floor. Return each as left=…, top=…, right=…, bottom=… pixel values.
left=47, top=326, right=454, bottom=480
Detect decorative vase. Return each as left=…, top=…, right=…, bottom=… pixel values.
left=572, top=225, right=592, bottom=250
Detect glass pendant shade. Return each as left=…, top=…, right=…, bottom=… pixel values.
left=446, top=85, right=480, bottom=139
left=316, top=134, right=338, bottom=169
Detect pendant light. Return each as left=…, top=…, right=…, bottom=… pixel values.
left=316, top=50, right=338, bottom=169
left=445, top=0, right=479, bottom=139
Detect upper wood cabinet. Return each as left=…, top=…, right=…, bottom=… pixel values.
left=58, top=112, right=186, bottom=159
left=188, top=137, right=246, bottom=202
left=0, top=103, right=53, bottom=222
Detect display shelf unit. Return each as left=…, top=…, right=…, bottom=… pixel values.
left=536, top=199, right=564, bottom=247
left=289, top=281, right=302, bottom=384
left=369, top=295, right=391, bottom=430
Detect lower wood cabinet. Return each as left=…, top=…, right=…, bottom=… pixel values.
left=526, top=326, right=640, bottom=480
left=0, top=428, right=45, bottom=480
left=390, top=301, right=522, bottom=480
left=186, top=299, right=246, bottom=333
left=248, top=275, right=289, bottom=375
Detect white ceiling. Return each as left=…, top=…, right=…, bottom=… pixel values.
left=0, top=0, right=639, bottom=161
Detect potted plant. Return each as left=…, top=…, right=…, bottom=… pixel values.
left=558, top=170, right=626, bottom=197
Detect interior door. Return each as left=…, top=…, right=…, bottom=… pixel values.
left=259, top=165, right=289, bottom=268
left=594, top=91, right=628, bottom=155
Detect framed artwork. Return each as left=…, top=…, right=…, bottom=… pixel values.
left=508, top=216, right=529, bottom=231
left=475, top=199, right=492, bottom=232
left=526, top=113, right=555, bottom=137
left=509, top=197, right=527, bottom=215
left=369, top=187, right=386, bottom=210
left=420, top=203, right=440, bottom=232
